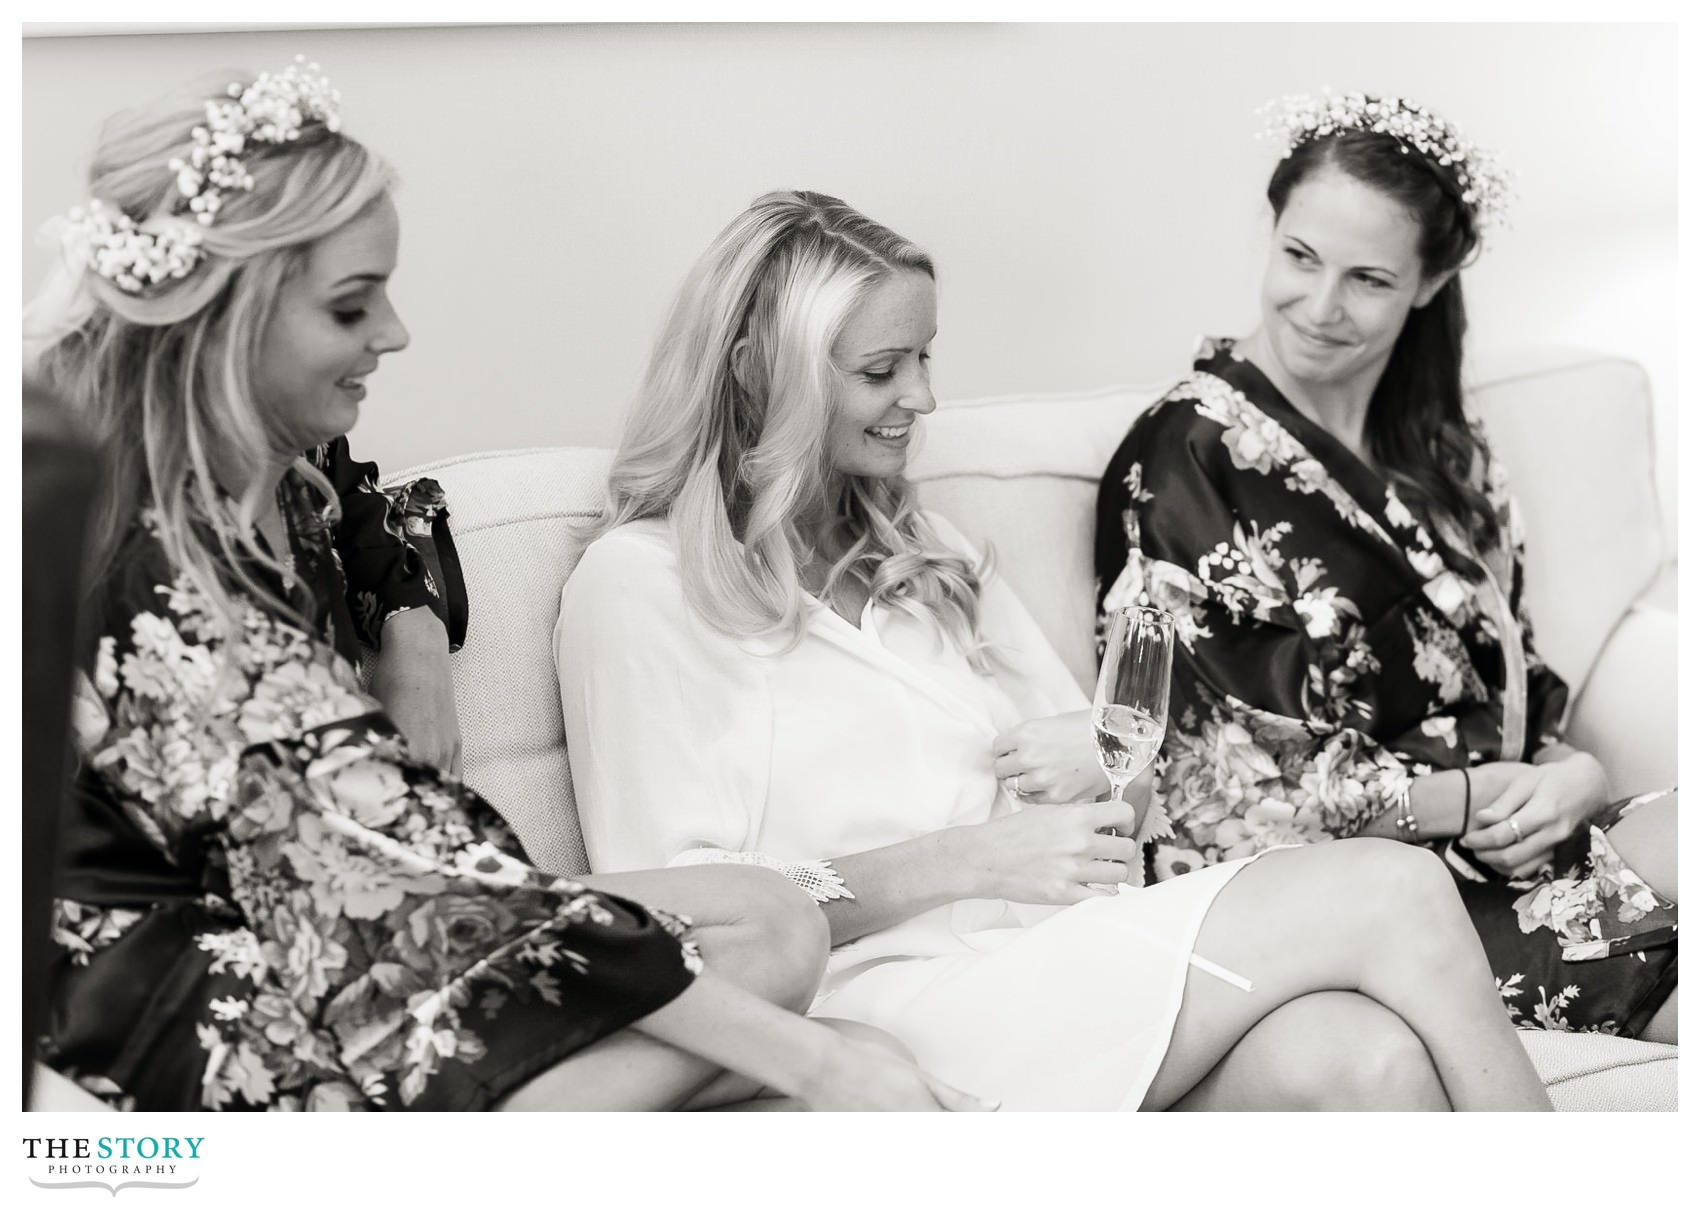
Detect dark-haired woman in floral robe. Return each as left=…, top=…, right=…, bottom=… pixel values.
left=1095, top=339, right=1676, bottom=1039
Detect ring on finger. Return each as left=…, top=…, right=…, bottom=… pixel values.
left=1506, top=816, right=1524, bottom=844
left=1003, top=773, right=1023, bottom=799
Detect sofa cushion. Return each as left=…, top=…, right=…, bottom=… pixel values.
left=1465, top=348, right=1666, bottom=702
left=1517, top=1030, right=1676, bottom=1112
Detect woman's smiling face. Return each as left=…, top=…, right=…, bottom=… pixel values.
left=253, top=194, right=410, bottom=453
left=1259, top=166, right=1446, bottom=395
left=824, top=270, right=937, bottom=480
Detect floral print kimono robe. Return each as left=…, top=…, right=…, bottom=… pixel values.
left=44, top=467, right=698, bottom=1110
left=1094, top=339, right=1676, bottom=1036
left=306, top=436, right=468, bottom=653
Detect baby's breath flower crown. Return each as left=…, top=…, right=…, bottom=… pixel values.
left=60, top=56, right=342, bottom=295
left=1258, top=90, right=1512, bottom=236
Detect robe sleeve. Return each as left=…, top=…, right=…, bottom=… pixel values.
left=1098, top=399, right=1416, bottom=859
left=307, top=437, right=466, bottom=652
left=59, top=531, right=696, bottom=1110
left=555, top=525, right=769, bottom=875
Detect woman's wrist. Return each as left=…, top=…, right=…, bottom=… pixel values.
left=1408, top=769, right=1471, bottom=840
left=1551, top=751, right=1609, bottom=823
left=934, top=823, right=995, bottom=902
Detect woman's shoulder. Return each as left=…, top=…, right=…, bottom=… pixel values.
left=577, top=517, right=677, bottom=568
left=1114, top=369, right=1238, bottom=473
left=564, top=517, right=684, bottom=608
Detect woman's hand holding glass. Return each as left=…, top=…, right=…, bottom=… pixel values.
left=992, top=708, right=1110, bottom=804
left=947, top=795, right=1141, bottom=904
left=1460, top=754, right=1609, bottom=878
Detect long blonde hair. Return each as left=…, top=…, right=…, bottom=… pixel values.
left=590, top=189, right=991, bottom=660
left=27, top=70, right=395, bottom=641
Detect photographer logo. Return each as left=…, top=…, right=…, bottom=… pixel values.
left=22, top=1137, right=203, bottom=1196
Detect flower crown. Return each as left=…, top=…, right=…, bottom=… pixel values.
left=1258, top=90, right=1512, bottom=234
left=61, top=56, right=342, bottom=294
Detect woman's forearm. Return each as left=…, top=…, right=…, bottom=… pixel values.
left=821, top=828, right=982, bottom=947
left=1356, top=768, right=1471, bottom=841
left=633, top=968, right=836, bottom=1100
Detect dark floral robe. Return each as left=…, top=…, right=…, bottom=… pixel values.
left=1094, top=338, right=1676, bottom=1036
left=45, top=467, right=698, bottom=1110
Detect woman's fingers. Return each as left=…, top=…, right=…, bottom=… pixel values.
left=991, top=751, right=1021, bottom=780
left=1509, top=851, right=1558, bottom=880
left=1471, top=826, right=1556, bottom=875
left=1086, top=859, right=1132, bottom=885
left=923, top=1072, right=1001, bottom=1112
left=1088, top=830, right=1138, bottom=863
left=1471, top=783, right=1534, bottom=827
left=1088, top=797, right=1139, bottom=835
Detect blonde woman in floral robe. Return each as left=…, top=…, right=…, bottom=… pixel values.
left=1094, top=338, right=1677, bottom=1039
left=32, top=62, right=987, bottom=1114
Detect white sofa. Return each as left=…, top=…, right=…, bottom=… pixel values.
left=403, top=344, right=1674, bottom=1111
left=31, top=347, right=1675, bottom=1112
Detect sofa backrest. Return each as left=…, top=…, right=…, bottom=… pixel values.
left=388, top=347, right=1665, bottom=876
left=393, top=447, right=612, bottom=874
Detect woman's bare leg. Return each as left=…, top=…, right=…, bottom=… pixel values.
left=1604, top=794, right=1677, bottom=901
left=684, top=1019, right=913, bottom=1111
left=496, top=865, right=828, bottom=1111
left=1170, top=991, right=1450, bottom=1111
left=1140, top=839, right=1551, bottom=1111
left=1640, top=989, right=1677, bottom=1045
left=1602, top=795, right=1677, bottom=1043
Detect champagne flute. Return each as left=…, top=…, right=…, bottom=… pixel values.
left=1090, top=604, right=1251, bottom=991
left=1093, top=605, right=1175, bottom=847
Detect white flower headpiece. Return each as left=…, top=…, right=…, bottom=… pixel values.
left=60, top=56, right=342, bottom=295
left=1258, top=90, right=1513, bottom=235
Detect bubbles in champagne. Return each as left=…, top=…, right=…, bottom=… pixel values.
left=1093, top=703, right=1163, bottom=780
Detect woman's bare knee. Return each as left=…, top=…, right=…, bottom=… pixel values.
left=1332, top=840, right=1475, bottom=950
left=1175, top=992, right=1448, bottom=1111
left=1315, top=1011, right=1449, bottom=1110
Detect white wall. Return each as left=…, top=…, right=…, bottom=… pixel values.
left=21, top=22, right=1678, bottom=549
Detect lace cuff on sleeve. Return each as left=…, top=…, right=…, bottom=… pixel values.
left=669, top=849, right=855, bottom=903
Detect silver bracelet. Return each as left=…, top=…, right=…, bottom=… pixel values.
left=1392, top=781, right=1420, bottom=843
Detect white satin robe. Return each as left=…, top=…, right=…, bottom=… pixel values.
left=555, top=515, right=1255, bottom=1110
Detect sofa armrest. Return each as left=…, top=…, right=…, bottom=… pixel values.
left=1563, top=578, right=1677, bottom=796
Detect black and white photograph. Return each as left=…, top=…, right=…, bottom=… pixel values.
left=10, top=9, right=1690, bottom=1207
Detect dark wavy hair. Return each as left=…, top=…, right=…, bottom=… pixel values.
left=1268, top=130, right=1499, bottom=576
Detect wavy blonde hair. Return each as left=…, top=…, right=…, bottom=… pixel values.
left=589, top=189, right=992, bottom=662
left=27, top=70, right=395, bottom=641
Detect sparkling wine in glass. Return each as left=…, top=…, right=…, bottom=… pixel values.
left=1093, top=605, right=1175, bottom=849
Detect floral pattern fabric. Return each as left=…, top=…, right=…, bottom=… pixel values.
left=1093, top=339, right=1676, bottom=1036
left=43, top=469, right=697, bottom=1110
left=307, top=436, right=468, bottom=655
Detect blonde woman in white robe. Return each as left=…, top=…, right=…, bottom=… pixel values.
left=555, top=190, right=1552, bottom=1112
